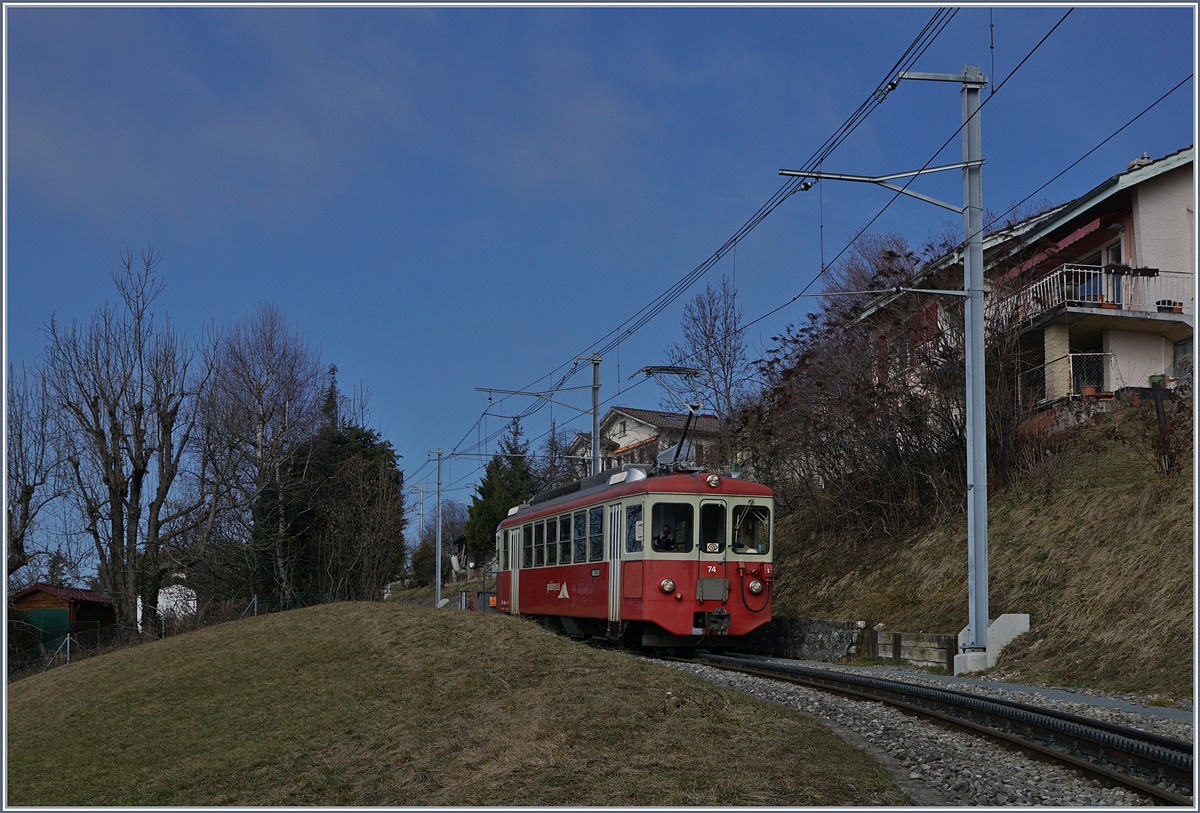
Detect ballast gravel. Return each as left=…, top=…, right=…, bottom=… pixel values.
left=654, top=658, right=1194, bottom=807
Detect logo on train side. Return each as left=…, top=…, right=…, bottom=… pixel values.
left=546, top=582, right=570, bottom=598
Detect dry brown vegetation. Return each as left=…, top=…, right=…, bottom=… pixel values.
left=7, top=601, right=910, bottom=807
left=772, top=408, right=1193, bottom=698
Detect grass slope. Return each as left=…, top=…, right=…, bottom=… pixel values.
left=773, top=420, right=1193, bottom=698
left=8, top=602, right=909, bottom=807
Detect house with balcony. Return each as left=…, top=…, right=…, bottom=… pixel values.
left=989, top=147, right=1193, bottom=404
left=566, top=406, right=722, bottom=476
left=864, top=147, right=1193, bottom=408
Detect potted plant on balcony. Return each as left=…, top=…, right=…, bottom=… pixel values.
left=1156, top=299, right=1184, bottom=314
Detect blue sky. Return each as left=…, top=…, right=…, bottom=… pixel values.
left=5, top=3, right=1196, bottom=535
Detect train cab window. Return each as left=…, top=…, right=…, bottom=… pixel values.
left=498, top=532, right=507, bottom=571
left=534, top=522, right=545, bottom=567
left=733, top=505, right=771, bottom=554
left=546, top=520, right=558, bottom=566
left=650, top=503, right=693, bottom=553
left=522, top=524, right=533, bottom=569
left=573, top=511, right=587, bottom=563
left=625, top=504, right=643, bottom=553
left=559, top=516, right=572, bottom=563
left=588, top=506, right=604, bottom=562
left=699, top=502, right=726, bottom=555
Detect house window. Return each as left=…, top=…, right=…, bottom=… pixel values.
left=1105, top=240, right=1123, bottom=267
left=1174, top=338, right=1193, bottom=379
left=619, top=420, right=627, bottom=437
left=1082, top=239, right=1122, bottom=268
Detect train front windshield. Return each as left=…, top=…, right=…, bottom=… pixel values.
left=649, top=500, right=770, bottom=555
left=732, top=505, right=770, bottom=554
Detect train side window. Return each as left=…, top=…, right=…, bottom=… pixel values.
left=733, top=505, right=771, bottom=554
left=625, top=504, right=643, bottom=553
left=522, top=524, right=533, bottom=569
left=588, top=506, right=604, bottom=562
left=573, top=511, right=587, bottom=563
left=546, top=519, right=558, bottom=566
left=699, top=502, right=726, bottom=555
left=534, top=521, right=545, bottom=567
left=650, top=503, right=693, bottom=553
left=558, top=516, right=572, bottom=563
left=498, top=532, right=506, bottom=571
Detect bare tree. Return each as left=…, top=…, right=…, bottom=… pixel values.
left=534, top=421, right=577, bottom=493
left=6, top=362, right=60, bottom=575
left=204, top=303, right=324, bottom=603
left=664, top=276, right=754, bottom=466
left=42, top=248, right=218, bottom=630
left=416, top=499, right=469, bottom=584
left=665, top=276, right=752, bottom=422
left=742, top=234, right=967, bottom=534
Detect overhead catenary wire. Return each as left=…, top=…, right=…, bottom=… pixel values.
left=422, top=8, right=1183, bottom=507
left=776, top=9, right=1075, bottom=313
left=433, top=64, right=1193, bottom=507
left=416, top=11, right=961, bottom=496
left=444, top=7, right=959, bottom=466
left=431, top=7, right=1069, bottom=496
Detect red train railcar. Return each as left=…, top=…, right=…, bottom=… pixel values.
left=494, top=464, right=773, bottom=648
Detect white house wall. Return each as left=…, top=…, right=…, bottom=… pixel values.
left=1103, top=329, right=1177, bottom=388
left=1131, top=162, right=1194, bottom=302
left=608, top=415, right=657, bottom=450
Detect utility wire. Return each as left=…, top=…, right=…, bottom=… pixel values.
left=444, top=8, right=959, bottom=463
left=436, top=66, right=1194, bottom=504
left=777, top=9, right=1074, bottom=312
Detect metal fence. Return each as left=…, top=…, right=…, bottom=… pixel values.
left=7, top=591, right=343, bottom=683
left=1019, top=352, right=1115, bottom=407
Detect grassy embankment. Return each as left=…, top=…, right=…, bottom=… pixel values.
left=773, top=408, right=1193, bottom=698
left=7, top=601, right=910, bottom=807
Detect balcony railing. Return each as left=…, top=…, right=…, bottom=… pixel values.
left=1019, top=352, right=1116, bottom=407
left=994, top=264, right=1193, bottom=329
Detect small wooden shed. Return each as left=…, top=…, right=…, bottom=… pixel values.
left=11, top=583, right=117, bottom=646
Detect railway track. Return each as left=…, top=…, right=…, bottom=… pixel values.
left=675, top=652, right=1193, bottom=807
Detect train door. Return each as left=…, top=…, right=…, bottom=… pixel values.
left=607, top=502, right=623, bottom=628
left=696, top=499, right=729, bottom=601
left=509, top=527, right=521, bottom=614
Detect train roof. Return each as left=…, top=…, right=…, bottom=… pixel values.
left=498, top=464, right=773, bottom=528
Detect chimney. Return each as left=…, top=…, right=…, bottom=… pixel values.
left=1127, top=151, right=1153, bottom=171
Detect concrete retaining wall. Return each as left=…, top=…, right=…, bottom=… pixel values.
left=865, top=628, right=956, bottom=672
left=744, top=617, right=957, bottom=673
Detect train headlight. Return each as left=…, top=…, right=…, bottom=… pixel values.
left=748, top=579, right=764, bottom=595
left=659, top=578, right=676, bottom=594
left=706, top=474, right=721, bottom=488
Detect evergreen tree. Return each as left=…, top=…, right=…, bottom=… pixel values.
left=464, top=420, right=536, bottom=568
left=250, top=373, right=407, bottom=603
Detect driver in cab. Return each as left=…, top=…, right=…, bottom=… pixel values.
left=655, top=524, right=677, bottom=552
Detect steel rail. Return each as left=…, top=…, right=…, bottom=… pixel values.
left=677, top=653, right=1193, bottom=807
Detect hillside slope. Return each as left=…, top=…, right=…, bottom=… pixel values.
left=7, top=602, right=909, bottom=807
left=772, top=419, right=1193, bottom=698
